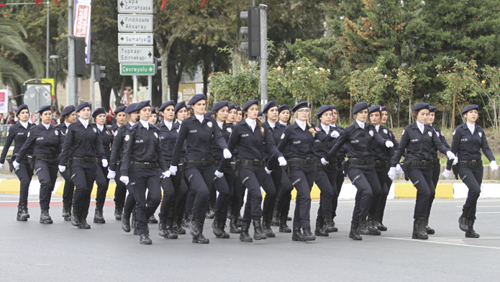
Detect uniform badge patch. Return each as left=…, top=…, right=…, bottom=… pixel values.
left=428, top=131, right=432, bottom=137
left=281, top=133, right=285, bottom=139
left=369, top=130, right=374, bottom=137
left=207, top=121, right=213, bottom=128
left=453, top=130, right=456, bottom=136
left=66, top=129, right=69, bottom=134
left=55, top=130, right=59, bottom=136
left=114, top=131, right=118, bottom=136
left=6, top=132, right=8, bottom=137
left=227, top=127, right=232, bottom=133
left=93, top=128, right=97, bottom=133
left=125, top=135, right=130, bottom=141
left=27, top=132, right=30, bottom=137
left=154, top=132, right=158, bottom=138
left=383, top=129, right=388, bottom=134
left=479, top=132, right=482, bottom=137
left=315, top=127, right=321, bottom=132
left=402, top=129, right=405, bottom=135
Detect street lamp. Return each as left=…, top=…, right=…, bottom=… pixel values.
left=50, top=55, right=60, bottom=113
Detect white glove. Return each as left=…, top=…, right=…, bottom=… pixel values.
left=120, top=175, right=129, bottom=185
left=107, top=170, right=116, bottom=179
left=490, top=161, right=498, bottom=171
left=278, top=156, right=287, bottom=167
left=223, top=149, right=232, bottom=159
left=264, top=167, right=272, bottom=174
left=385, top=140, right=394, bottom=148
left=330, top=131, right=340, bottom=138
left=12, top=160, right=20, bottom=170
left=453, top=157, right=458, bottom=165
left=214, top=170, right=224, bottom=178
left=162, top=170, right=171, bottom=178
left=321, top=158, right=329, bottom=165
left=169, top=165, right=177, bottom=176
left=442, top=169, right=451, bottom=180
left=102, top=159, right=108, bottom=167
left=446, top=151, right=456, bottom=160
left=0, top=163, right=3, bottom=169
left=58, top=165, right=66, bottom=173
left=388, top=167, right=396, bottom=181
left=395, top=164, right=403, bottom=175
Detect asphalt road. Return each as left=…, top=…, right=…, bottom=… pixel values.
left=1, top=194, right=499, bottom=281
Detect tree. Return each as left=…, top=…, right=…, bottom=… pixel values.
left=477, top=66, right=500, bottom=132
left=393, top=67, right=415, bottom=127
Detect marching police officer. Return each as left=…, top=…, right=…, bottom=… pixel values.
left=57, top=105, right=76, bottom=221
left=120, top=100, right=170, bottom=245
left=329, top=105, right=346, bottom=232
left=226, top=103, right=243, bottom=233
left=388, top=102, right=455, bottom=240
left=442, top=104, right=498, bottom=238
left=59, top=102, right=107, bottom=230
left=110, top=105, right=127, bottom=220
left=13, top=105, right=63, bottom=224
left=0, top=104, right=35, bottom=221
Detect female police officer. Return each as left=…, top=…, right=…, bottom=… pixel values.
left=169, top=94, right=231, bottom=244
left=57, top=105, right=76, bottom=221
left=14, top=105, right=63, bottom=224
left=442, top=104, right=497, bottom=238
left=0, top=104, right=35, bottom=221
left=59, top=102, right=107, bottom=230
left=388, top=102, right=455, bottom=240
left=110, top=105, right=127, bottom=220
left=119, top=100, right=170, bottom=245
left=324, top=102, right=393, bottom=241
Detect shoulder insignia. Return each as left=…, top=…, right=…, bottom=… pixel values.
left=402, top=129, right=405, bottom=135
left=369, top=130, right=374, bottom=137
left=315, top=127, right=321, bottom=132
left=227, top=127, right=232, bottom=133
left=428, top=131, right=432, bottom=137
left=154, top=132, right=158, bottom=138
left=6, top=132, right=8, bottom=137
left=207, top=121, right=213, bottom=128
left=27, top=132, right=30, bottom=137
left=453, top=130, right=456, bottom=136
left=281, top=133, right=285, bottom=139
left=66, top=129, right=69, bottom=134
left=383, top=129, right=388, bottom=134
left=114, top=131, right=118, bottom=136
left=125, top=135, right=130, bottom=141
left=479, top=132, right=482, bottom=137
left=93, top=128, right=97, bottom=133
left=55, top=130, right=59, bottom=136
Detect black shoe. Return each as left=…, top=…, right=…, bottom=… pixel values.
left=262, top=219, right=275, bottom=238
left=212, top=216, right=223, bottom=237
left=287, top=216, right=292, bottom=221
left=426, top=224, right=435, bottom=235
left=93, top=205, right=105, bottom=224
left=323, top=215, right=338, bottom=233
left=62, top=205, right=71, bottom=221
left=164, top=226, right=178, bottom=239
left=78, top=213, right=91, bottom=229
left=192, top=233, right=210, bottom=244
left=358, top=216, right=370, bottom=235
left=190, top=214, right=201, bottom=239
left=349, top=222, right=362, bottom=240
left=302, top=227, right=316, bottom=241
left=465, top=219, right=480, bottom=238
left=271, top=206, right=280, bottom=226
left=215, top=218, right=230, bottom=239
left=229, top=217, right=241, bottom=233
left=158, top=215, right=167, bottom=237
left=376, top=218, right=387, bottom=231
left=140, top=234, right=153, bottom=245
left=39, top=209, right=53, bottom=224
left=148, top=214, right=158, bottom=224
left=206, top=208, right=215, bottom=219
left=279, top=216, right=291, bottom=233
left=71, top=208, right=81, bottom=227
left=252, top=219, right=267, bottom=240
left=292, top=227, right=304, bottom=241
left=114, top=205, right=122, bottom=221
left=122, top=212, right=131, bottom=233
left=412, top=218, right=428, bottom=240
left=239, top=222, right=253, bottom=242
left=16, top=205, right=28, bottom=221
left=459, top=215, right=468, bottom=232
left=367, top=217, right=381, bottom=235
left=315, top=217, right=328, bottom=236
left=175, top=215, right=186, bottom=234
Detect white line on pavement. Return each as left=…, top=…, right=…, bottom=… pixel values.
left=384, top=237, right=500, bottom=250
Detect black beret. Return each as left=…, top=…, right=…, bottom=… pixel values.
left=159, top=101, right=175, bottom=112
left=258, top=111, right=263, bottom=117
left=331, top=105, right=338, bottom=111
left=381, top=106, right=387, bottom=112
left=188, top=94, right=206, bottom=106
left=17, top=104, right=29, bottom=116
left=292, top=101, right=309, bottom=113
left=212, top=101, right=229, bottom=112
left=236, top=106, right=242, bottom=112
left=37, top=105, right=52, bottom=114
left=125, top=103, right=138, bottom=114
left=135, top=100, right=151, bottom=111
left=352, top=102, right=369, bottom=114
left=243, top=100, right=259, bottom=111
left=263, top=101, right=278, bottom=114
left=278, top=104, right=290, bottom=114
left=92, top=107, right=106, bottom=119
left=175, top=101, right=187, bottom=115
left=316, top=105, right=333, bottom=117
left=411, top=102, right=429, bottom=112
left=114, top=105, right=126, bottom=115
left=76, top=102, right=91, bottom=113
left=462, top=104, right=479, bottom=115
left=61, top=105, right=76, bottom=117
left=369, top=105, right=382, bottom=114
left=228, top=103, right=236, bottom=111
left=429, top=106, right=436, bottom=113
left=151, top=107, right=157, bottom=114
left=205, top=111, right=213, bottom=118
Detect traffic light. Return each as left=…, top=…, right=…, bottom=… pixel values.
left=154, top=57, right=162, bottom=75
left=94, top=65, right=106, bottom=82
left=240, top=6, right=260, bottom=60
left=75, top=37, right=86, bottom=77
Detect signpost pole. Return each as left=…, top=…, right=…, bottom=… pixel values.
left=133, top=75, right=138, bottom=103
left=90, top=62, right=95, bottom=110
left=148, top=75, right=152, bottom=101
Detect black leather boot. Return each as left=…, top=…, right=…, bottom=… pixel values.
left=279, top=215, right=291, bottom=233
left=71, top=207, right=81, bottom=227
left=16, top=204, right=28, bottom=221
left=122, top=210, right=131, bottom=233
left=174, top=214, right=186, bottom=235
left=164, top=218, right=178, bottom=239
left=315, top=217, right=328, bottom=236
left=40, top=209, right=53, bottom=224
left=94, top=203, right=105, bottom=224
left=413, top=218, right=428, bottom=240
left=79, top=211, right=91, bottom=229
left=62, top=204, right=71, bottom=221
left=158, top=214, right=167, bottom=237
left=367, top=216, right=381, bottom=235
left=114, top=204, right=122, bottom=221
left=131, top=209, right=138, bottom=235
left=465, top=219, right=480, bottom=238
left=412, top=220, right=418, bottom=239
left=192, top=232, right=210, bottom=244
left=349, top=222, right=362, bottom=240
left=22, top=205, right=30, bottom=219
left=358, top=216, right=370, bottom=235
left=252, top=219, right=267, bottom=240
left=206, top=203, right=215, bottom=219
left=182, top=212, right=190, bottom=228
left=292, top=227, right=304, bottom=241
left=239, top=222, right=253, bottom=242
left=426, top=217, right=435, bottom=234
left=376, top=214, right=387, bottom=231
left=148, top=214, right=158, bottom=224
left=229, top=216, right=241, bottom=233
left=215, top=218, right=230, bottom=239
left=302, top=227, right=316, bottom=241
left=262, top=217, right=276, bottom=238
left=458, top=210, right=469, bottom=232
left=323, top=215, right=338, bottom=233
left=271, top=205, right=280, bottom=226
left=190, top=214, right=201, bottom=239
left=212, top=215, right=223, bottom=237
left=140, top=234, right=152, bottom=245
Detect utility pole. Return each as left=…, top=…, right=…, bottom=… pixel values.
left=68, top=0, right=76, bottom=106
left=90, top=62, right=95, bottom=109
left=259, top=4, right=268, bottom=108
left=46, top=0, right=50, bottom=78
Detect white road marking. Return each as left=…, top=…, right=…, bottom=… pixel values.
left=384, top=236, right=500, bottom=250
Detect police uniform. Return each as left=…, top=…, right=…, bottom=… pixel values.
left=0, top=104, right=35, bottom=221
left=226, top=103, right=243, bottom=234
left=446, top=104, right=497, bottom=238
left=59, top=102, right=106, bottom=229
left=15, top=105, right=63, bottom=224
left=326, top=102, right=390, bottom=240
left=228, top=100, right=284, bottom=242
left=330, top=107, right=346, bottom=230
left=120, top=100, right=169, bottom=245
left=389, top=102, right=453, bottom=240
left=56, top=105, right=76, bottom=221
left=110, top=105, right=127, bottom=220
left=170, top=94, right=229, bottom=244
left=92, top=108, right=113, bottom=224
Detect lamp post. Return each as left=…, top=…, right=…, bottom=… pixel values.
left=50, top=55, right=60, bottom=113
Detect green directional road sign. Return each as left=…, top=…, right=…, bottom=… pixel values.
left=120, top=64, right=155, bottom=76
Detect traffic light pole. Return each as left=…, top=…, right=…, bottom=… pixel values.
left=259, top=4, right=268, bottom=108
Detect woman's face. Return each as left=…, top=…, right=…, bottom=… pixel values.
left=215, top=106, right=228, bottom=122
left=139, top=106, right=151, bottom=121
left=193, top=100, right=206, bottom=116
left=18, top=109, right=29, bottom=123
left=78, top=107, right=91, bottom=120
left=149, top=113, right=157, bottom=124
left=162, top=105, right=175, bottom=122
left=129, top=112, right=139, bottom=123
left=320, top=111, right=333, bottom=125
left=246, top=104, right=259, bottom=119
left=428, top=112, right=435, bottom=124
left=369, top=112, right=380, bottom=125
left=95, top=113, right=106, bottom=125
left=355, top=109, right=368, bottom=123
left=41, top=111, right=52, bottom=124
left=176, top=107, right=187, bottom=122
left=65, top=111, right=77, bottom=123
left=227, top=109, right=237, bottom=123
left=381, top=110, right=388, bottom=125
left=279, top=110, right=290, bottom=123
left=266, top=106, right=279, bottom=123
left=464, top=109, right=478, bottom=123
left=331, top=109, right=338, bottom=125
left=115, top=112, right=126, bottom=125
left=416, top=109, right=429, bottom=124
left=295, top=107, right=310, bottom=121
left=236, top=110, right=243, bottom=123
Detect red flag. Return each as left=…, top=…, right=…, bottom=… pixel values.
left=55, top=0, right=59, bottom=6
left=35, top=0, right=42, bottom=7
left=0, top=4, right=6, bottom=8
left=200, top=0, right=206, bottom=7
left=108, top=106, right=114, bottom=122
left=160, top=0, right=166, bottom=10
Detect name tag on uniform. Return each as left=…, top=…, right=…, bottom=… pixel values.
left=18, top=132, right=24, bottom=135
left=241, top=134, right=249, bottom=137
left=37, top=137, right=44, bottom=141
left=189, top=130, right=197, bottom=134
left=351, top=140, right=359, bottom=143
left=293, top=140, right=301, bottom=144
left=461, top=138, right=468, bottom=142
left=411, top=139, right=419, bottom=142
left=136, top=139, right=144, bottom=143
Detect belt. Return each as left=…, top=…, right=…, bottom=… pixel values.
left=409, top=160, right=434, bottom=167
left=71, top=157, right=95, bottom=163
left=432, top=158, right=440, bottom=165
left=10, top=154, right=29, bottom=161
left=458, top=160, right=482, bottom=168
left=130, top=161, right=158, bottom=169
left=288, top=158, right=316, bottom=165
left=186, top=159, right=215, bottom=167
left=349, top=158, right=374, bottom=165
left=239, top=159, right=266, bottom=167
left=316, top=161, right=335, bottom=170
left=374, top=160, right=390, bottom=168
left=34, top=154, right=59, bottom=159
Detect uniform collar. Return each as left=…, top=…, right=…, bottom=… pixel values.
left=64, top=122, right=72, bottom=128
left=195, top=114, right=204, bottom=123
left=321, top=123, right=330, bottom=133
left=41, top=122, right=51, bottom=130
left=296, top=120, right=307, bottom=131
left=466, top=122, right=475, bottom=133
left=139, top=119, right=149, bottom=130
left=267, top=121, right=276, bottom=129
left=245, top=118, right=256, bottom=131
left=20, top=121, right=29, bottom=129
left=217, top=121, right=224, bottom=129
left=416, top=121, right=425, bottom=133
left=279, top=121, right=287, bottom=126
left=354, top=120, right=365, bottom=129
left=79, top=118, right=89, bottom=128
left=97, top=124, right=104, bottom=132
left=163, top=120, right=173, bottom=130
